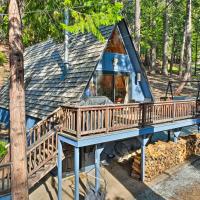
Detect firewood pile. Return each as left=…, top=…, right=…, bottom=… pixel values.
left=132, top=134, right=200, bottom=182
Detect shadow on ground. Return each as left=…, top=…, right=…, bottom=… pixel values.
left=105, top=160, right=165, bottom=200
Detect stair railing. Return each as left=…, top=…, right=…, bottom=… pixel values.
left=27, top=131, right=58, bottom=177
left=27, top=107, right=63, bottom=146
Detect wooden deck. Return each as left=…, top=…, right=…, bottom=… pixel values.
left=0, top=99, right=200, bottom=196
left=26, top=99, right=200, bottom=142
left=56, top=99, right=200, bottom=138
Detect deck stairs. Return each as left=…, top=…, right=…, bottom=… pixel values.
left=0, top=107, right=64, bottom=195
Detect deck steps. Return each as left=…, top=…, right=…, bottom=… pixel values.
left=0, top=130, right=60, bottom=194
left=28, top=158, right=57, bottom=189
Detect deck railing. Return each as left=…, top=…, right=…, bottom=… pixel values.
left=27, top=131, right=58, bottom=177
left=28, top=107, right=63, bottom=146
left=0, top=163, right=11, bottom=195
left=60, top=100, right=200, bottom=137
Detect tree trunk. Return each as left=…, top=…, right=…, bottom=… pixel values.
left=8, top=0, right=29, bottom=199
left=134, top=0, right=141, bottom=54
left=162, top=0, right=169, bottom=76
left=179, top=26, right=186, bottom=77
left=144, top=49, right=151, bottom=70
left=175, top=0, right=192, bottom=95
left=150, top=42, right=156, bottom=74
left=170, top=33, right=176, bottom=76
left=194, top=34, right=199, bottom=76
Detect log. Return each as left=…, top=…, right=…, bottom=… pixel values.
left=132, top=134, right=200, bottom=182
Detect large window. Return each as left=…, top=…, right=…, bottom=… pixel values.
left=97, top=74, right=114, bottom=101
left=115, top=74, right=129, bottom=103
left=96, top=72, right=129, bottom=103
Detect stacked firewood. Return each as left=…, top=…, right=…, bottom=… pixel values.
left=132, top=134, right=200, bottom=182
left=183, top=134, right=200, bottom=155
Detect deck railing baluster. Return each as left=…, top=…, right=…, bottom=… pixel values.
left=77, top=108, right=81, bottom=138
left=105, top=108, right=109, bottom=132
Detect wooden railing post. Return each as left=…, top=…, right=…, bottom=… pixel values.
left=59, top=107, right=64, bottom=133
left=141, top=103, right=146, bottom=127
left=105, top=107, right=109, bottom=133
left=173, top=102, right=176, bottom=122
left=196, top=100, right=200, bottom=116
left=77, top=108, right=81, bottom=138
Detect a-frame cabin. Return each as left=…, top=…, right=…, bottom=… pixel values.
left=0, top=20, right=199, bottom=199
left=0, top=19, right=153, bottom=194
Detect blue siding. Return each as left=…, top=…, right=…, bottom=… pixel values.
left=26, top=116, right=39, bottom=130
left=0, top=107, right=39, bottom=130
left=96, top=52, right=132, bottom=72
left=117, top=21, right=153, bottom=101
left=0, top=194, right=11, bottom=200
left=96, top=52, right=147, bottom=101
left=0, top=108, right=10, bottom=128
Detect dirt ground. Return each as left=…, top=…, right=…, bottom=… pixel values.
left=147, top=73, right=199, bottom=100
left=29, top=155, right=200, bottom=200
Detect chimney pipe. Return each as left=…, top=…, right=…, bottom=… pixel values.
left=64, top=8, right=69, bottom=69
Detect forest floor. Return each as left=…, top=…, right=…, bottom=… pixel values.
left=147, top=73, right=198, bottom=100
left=29, top=155, right=200, bottom=200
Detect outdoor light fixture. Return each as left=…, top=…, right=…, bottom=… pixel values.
left=112, top=57, right=119, bottom=67
left=136, top=72, right=141, bottom=82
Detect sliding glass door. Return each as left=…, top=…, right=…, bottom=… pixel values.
left=96, top=72, right=129, bottom=103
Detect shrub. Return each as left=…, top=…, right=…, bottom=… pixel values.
left=0, top=51, right=6, bottom=65
left=0, top=141, right=7, bottom=158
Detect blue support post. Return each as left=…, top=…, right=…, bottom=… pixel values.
left=58, top=137, right=63, bottom=200
left=173, top=129, right=181, bottom=143
left=74, top=147, right=80, bottom=200
left=141, top=142, right=145, bottom=182
left=138, top=135, right=150, bottom=182
left=95, top=144, right=104, bottom=194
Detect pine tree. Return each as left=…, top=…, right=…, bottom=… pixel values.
left=162, top=0, right=169, bottom=76
left=8, top=0, right=29, bottom=199
left=176, top=0, right=192, bottom=95
left=134, top=0, right=141, bottom=54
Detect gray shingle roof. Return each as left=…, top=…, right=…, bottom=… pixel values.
left=0, top=25, right=114, bottom=119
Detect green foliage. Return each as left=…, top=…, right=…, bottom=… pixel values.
left=0, top=141, right=7, bottom=158
left=0, top=51, right=6, bottom=65
left=62, top=0, right=123, bottom=42
left=124, top=0, right=200, bottom=65
left=0, top=2, right=8, bottom=42
left=168, top=65, right=179, bottom=74
left=0, top=0, right=123, bottom=46
left=0, top=0, right=199, bottom=66
left=22, top=0, right=65, bottom=46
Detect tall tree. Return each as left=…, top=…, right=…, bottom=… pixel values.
left=176, top=0, right=192, bottom=95
left=179, top=24, right=186, bottom=77
left=169, top=32, right=176, bottom=76
left=150, top=39, right=157, bottom=73
left=134, top=0, right=141, bottom=54
left=162, top=0, right=169, bottom=76
left=150, top=16, right=157, bottom=74
left=8, top=0, right=28, bottom=199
